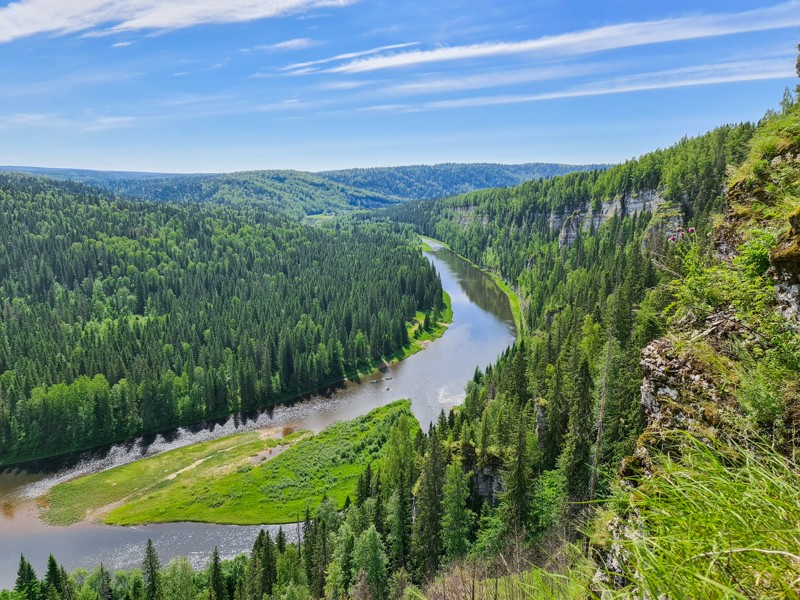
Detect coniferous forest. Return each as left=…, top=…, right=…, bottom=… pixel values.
left=2, top=13, right=800, bottom=599
left=0, top=174, right=443, bottom=462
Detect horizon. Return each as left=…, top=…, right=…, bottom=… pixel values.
left=1, top=1, right=798, bottom=171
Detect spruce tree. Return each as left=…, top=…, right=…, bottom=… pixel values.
left=411, top=428, right=446, bottom=580
left=441, top=458, right=476, bottom=561
left=142, top=538, right=163, bottom=600
left=208, top=546, right=227, bottom=600
left=14, top=554, right=40, bottom=600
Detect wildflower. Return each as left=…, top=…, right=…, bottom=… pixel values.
left=687, top=227, right=695, bottom=234
left=668, top=235, right=677, bottom=243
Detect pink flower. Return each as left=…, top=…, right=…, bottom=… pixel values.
left=668, top=235, right=677, bottom=243
left=687, top=227, right=695, bottom=234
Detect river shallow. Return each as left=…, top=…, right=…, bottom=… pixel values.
left=0, top=240, right=515, bottom=585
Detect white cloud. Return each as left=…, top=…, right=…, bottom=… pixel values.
left=415, top=59, right=796, bottom=110
left=384, top=63, right=603, bottom=96
left=324, top=2, right=800, bottom=73
left=282, top=42, right=419, bottom=72
left=0, top=112, right=136, bottom=131
left=111, top=41, right=132, bottom=47
left=252, top=37, right=317, bottom=51
left=0, top=0, right=356, bottom=43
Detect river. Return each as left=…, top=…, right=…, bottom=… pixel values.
left=0, top=240, right=516, bottom=586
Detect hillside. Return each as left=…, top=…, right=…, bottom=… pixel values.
left=0, top=168, right=399, bottom=219
left=384, top=92, right=800, bottom=596
left=0, top=162, right=606, bottom=218
left=319, top=162, right=607, bottom=201
left=0, top=174, right=444, bottom=463
left=5, top=98, right=799, bottom=599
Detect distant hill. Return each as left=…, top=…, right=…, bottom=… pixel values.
left=0, top=167, right=398, bottom=218
left=318, top=162, right=608, bottom=200
left=0, top=162, right=608, bottom=217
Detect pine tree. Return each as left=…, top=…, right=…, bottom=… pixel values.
left=98, top=563, right=114, bottom=600
left=560, top=358, right=594, bottom=505
left=502, top=413, right=536, bottom=532
left=276, top=527, right=287, bottom=554
left=208, top=546, right=227, bottom=600
left=352, top=525, right=388, bottom=600
left=142, top=538, right=163, bottom=600
left=14, top=554, right=40, bottom=600
left=441, top=458, right=476, bottom=561
left=411, top=428, right=446, bottom=580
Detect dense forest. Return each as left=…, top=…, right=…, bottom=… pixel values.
left=318, top=162, right=606, bottom=201
left=0, top=174, right=444, bottom=462
left=4, top=79, right=800, bottom=600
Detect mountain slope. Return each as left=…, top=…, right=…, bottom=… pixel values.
left=319, top=162, right=607, bottom=200
left=0, top=173, right=443, bottom=463
left=0, top=167, right=399, bottom=219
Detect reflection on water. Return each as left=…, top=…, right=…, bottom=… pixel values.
left=0, top=240, right=515, bottom=586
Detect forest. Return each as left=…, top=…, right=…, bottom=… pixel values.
left=4, top=80, right=800, bottom=600
left=318, top=162, right=605, bottom=201
left=0, top=174, right=444, bottom=462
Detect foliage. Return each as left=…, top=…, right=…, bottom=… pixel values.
left=319, top=162, right=606, bottom=202
left=102, top=401, right=417, bottom=525
left=0, top=174, right=442, bottom=462
left=601, top=435, right=800, bottom=599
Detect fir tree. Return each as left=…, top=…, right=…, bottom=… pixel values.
left=142, top=539, right=163, bottom=600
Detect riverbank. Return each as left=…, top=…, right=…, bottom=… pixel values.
left=45, top=401, right=417, bottom=527
left=0, top=267, right=450, bottom=470
left=0, top=242, right=516, bottom=583
left=420, top=236, right=522, bottom=333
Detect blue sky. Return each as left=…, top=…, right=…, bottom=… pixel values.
left=0, top=0, right=798, bottom=172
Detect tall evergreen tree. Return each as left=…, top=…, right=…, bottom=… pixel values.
left=411, top=428, right=446, bottom=580
left=142, top=539, right=162, bottom=600
left=14, top=555, right=39, bottom=600
left=441, top=459, right=476, bottom=561
left=208, top=546, right=227, bottom=600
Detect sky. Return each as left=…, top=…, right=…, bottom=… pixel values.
left=0, top=0, right=798, bottom=172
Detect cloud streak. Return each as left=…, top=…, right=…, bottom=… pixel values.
left=0, top=0, right=356, bottom=43
left=250, top=37, right=318, bottom=51
left=282, top=42, right=419, bottom=72
left=381, top=59, right=795, bottom=112
left=322, top=2, right=800, bottom=73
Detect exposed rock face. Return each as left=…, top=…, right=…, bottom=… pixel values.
left=467, top=454, right=503, bottom=506
left=771, top=207, right=800, bottom=284
left=553, top=189, right=666, bottom=247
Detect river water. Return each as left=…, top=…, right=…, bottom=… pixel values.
left=0, top=240, right=515, bottom=586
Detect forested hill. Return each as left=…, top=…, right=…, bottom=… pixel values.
left=0, top=168, right=399, bottom=219
left=376, top=91, right=800, bottom=597
left=0, top=174, right=444, bottom=462
left=318, top=162, right=607, bottom=200
left=0, top=162, right=606, bottom=217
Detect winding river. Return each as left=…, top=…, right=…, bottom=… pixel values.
left=0, top=240, right=516, bottom=586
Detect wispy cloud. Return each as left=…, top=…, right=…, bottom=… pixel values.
left=322, top=2, right=800, bottom=73
left=282, top=42, right=419, bottom=72
left=111, top=41, right=132, bottom=47
left=0, top=0, right=356, bottom=43
left=0, top=112, right=136, bottom=131
left=250, top=37, right=318, bottom=51
left=388, top=58, right=796, bottom=112
left=383, top=63, right=603, bottom=96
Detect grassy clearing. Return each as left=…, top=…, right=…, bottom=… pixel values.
left=43, top=429, right=307, bottom=526
left=103, top=400, right=417, bottom=526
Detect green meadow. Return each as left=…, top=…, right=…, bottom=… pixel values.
left=43, top=400, right=418, bottom=526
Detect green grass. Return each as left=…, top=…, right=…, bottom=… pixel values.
left=101, top=400, right=417, bottom=525
left=598, top=434, right=800, bottom=599
left=43, top=429, right=307, bottom=526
